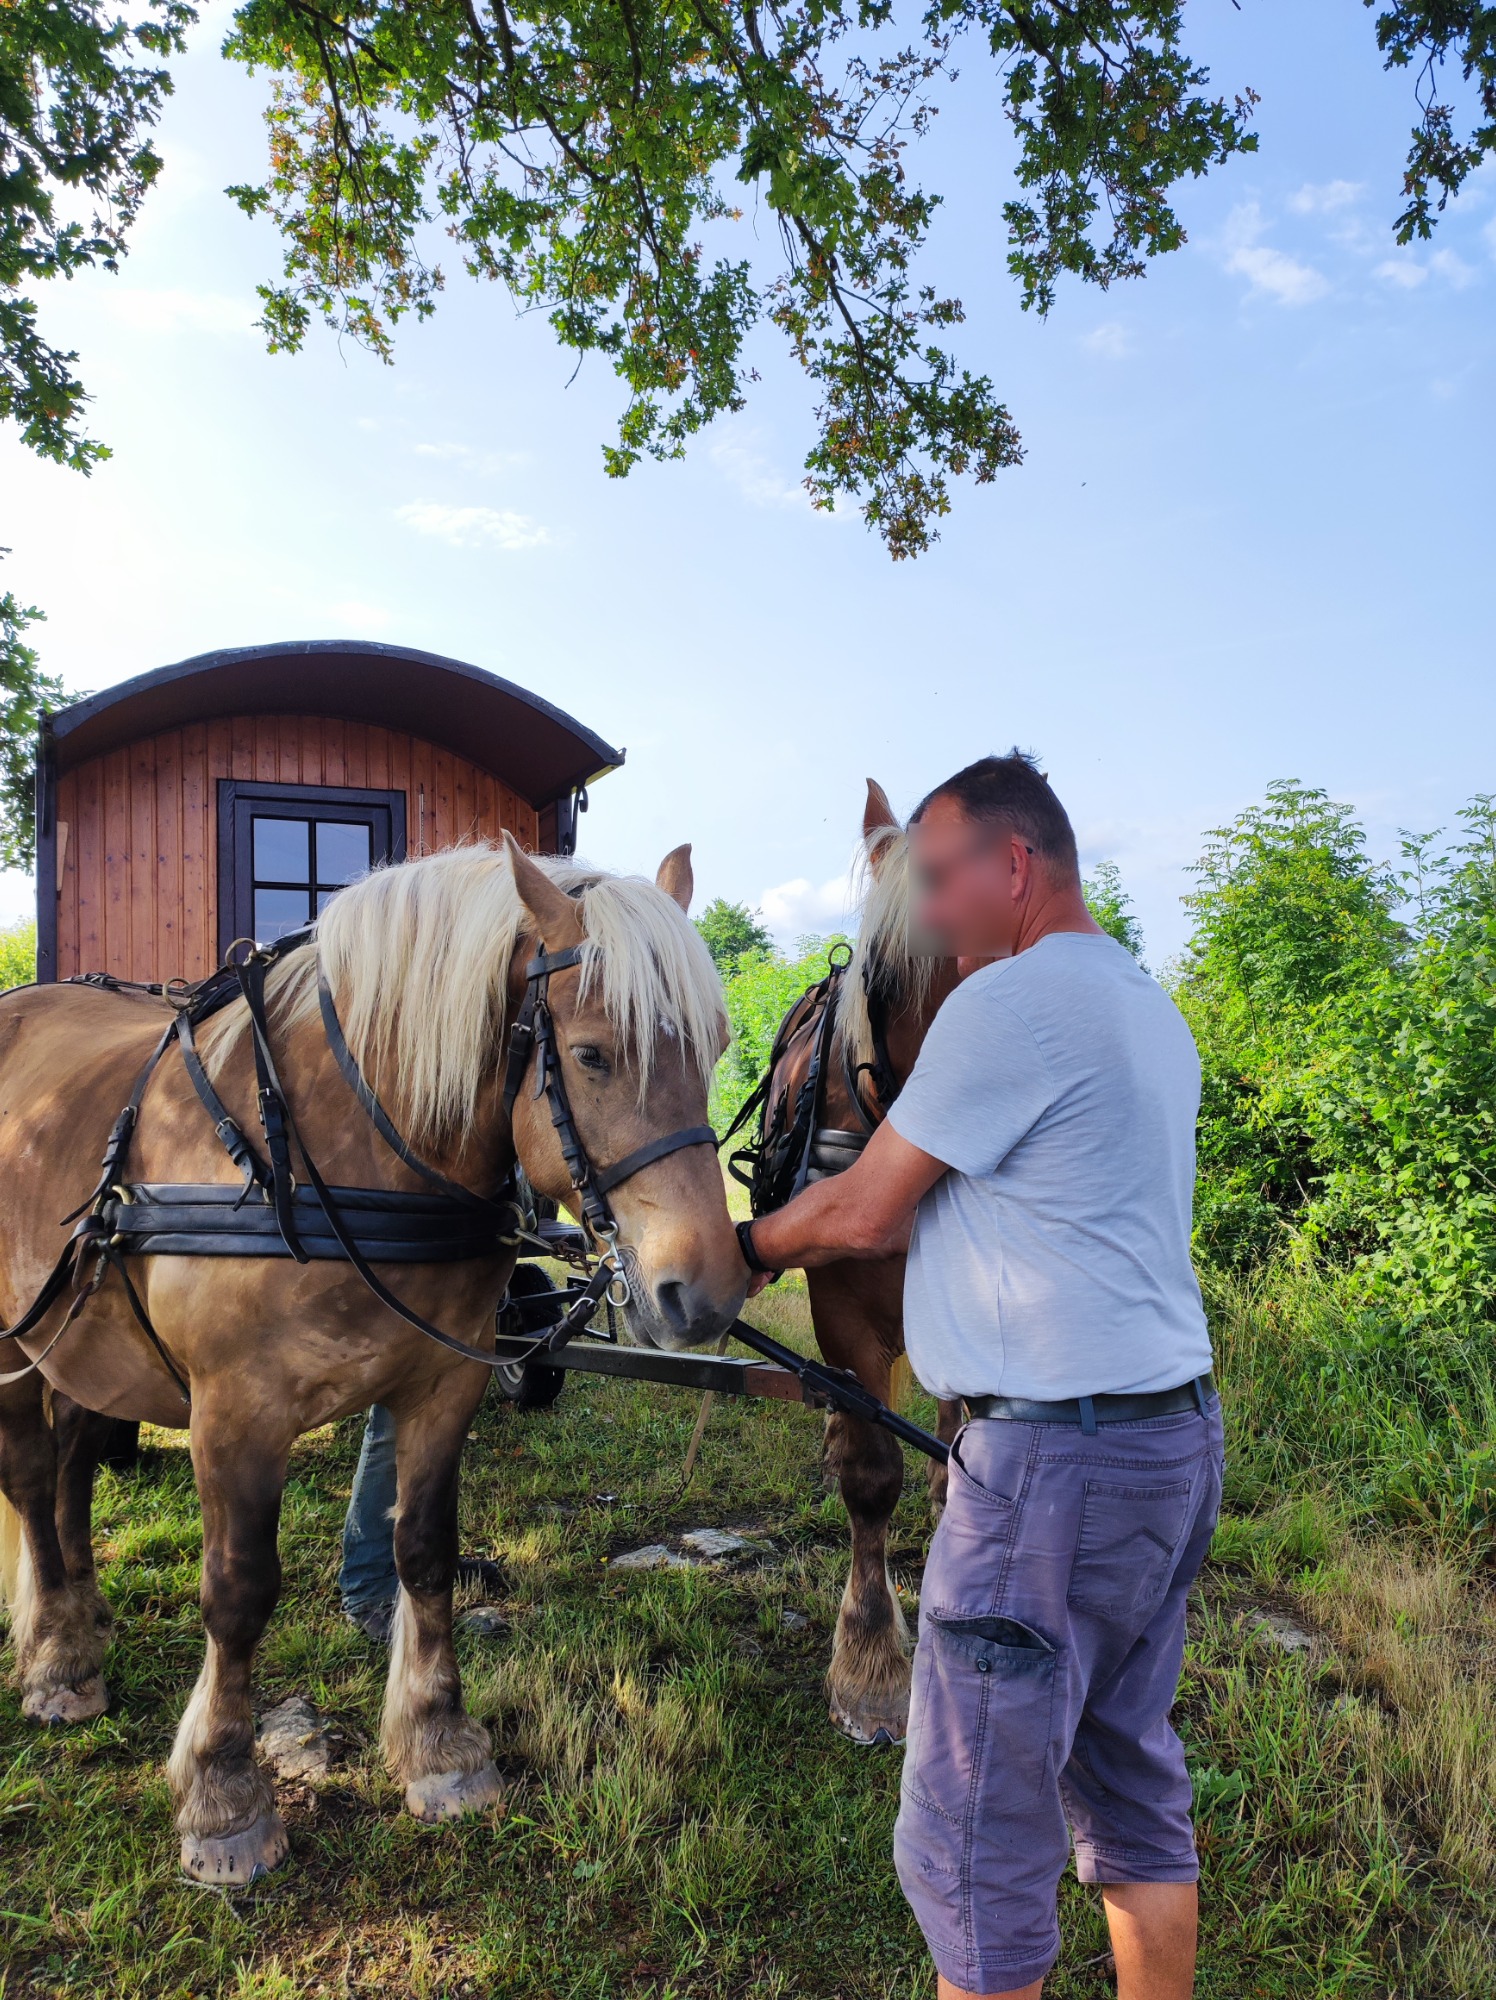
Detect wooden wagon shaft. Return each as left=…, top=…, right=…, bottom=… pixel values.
left=489, top=1330, right=809, bottom=1402
left=491, top=1318, right=952, bottom=1462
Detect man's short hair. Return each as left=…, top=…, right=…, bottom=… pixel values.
left=911, top=751, right=1079, bottom=876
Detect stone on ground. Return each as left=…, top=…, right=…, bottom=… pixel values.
left=256, top=1696, right=335, bottom=1781
left=680, top=1527, right=754, bottom=1559
left=459, top=1606, right=510, bottom=1639
left=610, top=1544, right=692, bottom=1571
left=1252, top=1610, right=1314, bottom=1654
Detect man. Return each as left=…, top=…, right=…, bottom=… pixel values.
left=736, top=753, right=1222, bottom=2000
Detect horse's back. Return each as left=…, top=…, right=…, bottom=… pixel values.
left=0, top=982, right=172, bottom=1133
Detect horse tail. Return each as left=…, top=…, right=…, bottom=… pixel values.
left=889, top=1353, right=913, bottom=1414
left=0, top=1487, right=23, bottom=1615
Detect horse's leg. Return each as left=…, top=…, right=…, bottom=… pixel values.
left=927, top=1398, right=964, bottom=1519
left=0, top=1376, right=111, bottom=1723
left=810, top=1268, right=912, bottom=1747
left=169, top=1401, right=291, bottom=1885
left=381, top=1376, right=502, bottom=1821
left=53, top=1394, right=118, bottom=1592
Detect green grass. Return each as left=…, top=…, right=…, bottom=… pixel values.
left=3, top=1267, right=1496, bottom=1997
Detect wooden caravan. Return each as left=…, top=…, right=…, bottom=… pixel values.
left=34, top=639, right=623, bottom=985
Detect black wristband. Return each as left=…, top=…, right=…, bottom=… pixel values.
left=735, top=1218, right=779, bottom=1279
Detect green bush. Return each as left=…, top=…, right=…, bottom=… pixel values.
left=1176, top=784, right=1496, bottom=1327
left=711, top=935, right=847, bottom=1131
left=0, top=916, right=36, bottom=990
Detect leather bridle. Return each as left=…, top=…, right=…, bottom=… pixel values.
left=0, top=930, right=717, bottom=1401
left=500, top=942, right=715, bottom=1249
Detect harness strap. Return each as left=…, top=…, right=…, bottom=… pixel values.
left=175, top=1009, right=268, bottom=1190
left=789, top=951, right=853, bottom=1202
left=237, top=955, right=308, bottom=1262
left=0, top=1012, right=190, bottom=1398
left=317, top=971, right=508, bottom=1216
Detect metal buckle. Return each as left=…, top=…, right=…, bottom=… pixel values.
left=594, top=1224, right=632, bottom=1309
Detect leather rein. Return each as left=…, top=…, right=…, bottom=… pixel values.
left=0, top=932, right=715, bottom=1403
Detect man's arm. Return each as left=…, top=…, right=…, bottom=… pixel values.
left=745, top=1119, right=949, bottom=1275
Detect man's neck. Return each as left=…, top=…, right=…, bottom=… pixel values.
left=1011, top=880, right=1104, bottom=957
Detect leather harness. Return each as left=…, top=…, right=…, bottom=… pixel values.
left=0, top=930, right=715, bottom=1403
left=724, top=944, right=900, bottom=1219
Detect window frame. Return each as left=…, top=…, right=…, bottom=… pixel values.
left=216, top=779, right=407, bottom=960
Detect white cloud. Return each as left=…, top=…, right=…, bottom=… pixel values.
left=1082, top=321, right=1132, bottom=359
left=758, top=872, right=855, bottom=940
left=1430, top=248, right=1476, bottom=289
left=710, top=438, right=808, bottom=511
left=1486, top=214, right=1496, bottom=261
left=1375, top=257, right=1428, bottom=290
left=1288, top=179, right=1364, bottom=215
left=394, top=501, right=550, bottom=551
left=1222, top=205, right=1329, bottom=306
left=1375, top=248, right=1477, bottom=290
left=98, top=288, right=256, bottom=336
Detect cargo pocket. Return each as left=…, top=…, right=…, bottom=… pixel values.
left=902, top=1614, right=1057, bottom=1821
left=1067, top=1479, right=1192, bottom=1621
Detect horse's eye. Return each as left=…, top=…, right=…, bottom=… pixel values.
left=572, top=1044, right=610, bottom=1074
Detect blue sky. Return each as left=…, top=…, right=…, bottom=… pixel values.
left=3, top=0, right=1492, bottom=965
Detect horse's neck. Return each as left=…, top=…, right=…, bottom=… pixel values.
left=880, top=959, right=960, bottom=1089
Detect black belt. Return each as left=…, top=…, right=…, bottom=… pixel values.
left=965, top=1373, right=1216, bottom=1436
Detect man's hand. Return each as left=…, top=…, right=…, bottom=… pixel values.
left=740, top=1120, right=949, bottom=1277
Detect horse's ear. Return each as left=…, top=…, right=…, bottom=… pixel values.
left=863, top=778, right=897, bottom=840
left=504, top=833, right=585, bottom=949
left=655, top=843, right=694, bottom=914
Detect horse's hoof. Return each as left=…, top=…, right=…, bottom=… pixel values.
left=829, top=1701, right=907, bottom=1748
left=23, top=1675, right=108, bottom=1724
left=404, top=1761, right=504, bottom=1822
left=179, top=1811, right=289, bottom=1886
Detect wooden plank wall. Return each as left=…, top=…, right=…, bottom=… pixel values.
left=53, top=714, right=541, bottom=983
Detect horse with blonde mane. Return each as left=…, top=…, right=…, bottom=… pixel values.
left=0, top=837, right=742, bottom=1883
left=746, top=782, right=963, bottom=1745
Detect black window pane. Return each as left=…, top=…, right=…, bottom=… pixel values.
left=254, top=887, right=311, bottom=943
left=314, top=820, right=372, bottom=887
left=254, top=817, right=310, bottom=883
left=315, top=887, right=343, bottom=915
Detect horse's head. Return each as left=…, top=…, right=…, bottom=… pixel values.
left=504, top=838, right=745, bottom=1350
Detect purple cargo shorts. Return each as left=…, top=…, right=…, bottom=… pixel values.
left=893, top=1399, right=1225, bottom=1994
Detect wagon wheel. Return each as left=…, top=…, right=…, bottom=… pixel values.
left=495, top=1265, right=568, bottom=1411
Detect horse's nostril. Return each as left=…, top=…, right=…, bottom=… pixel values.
left=655, top=1280, right=691, bottom=1333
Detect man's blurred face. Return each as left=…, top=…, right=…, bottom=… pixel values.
left=909, top=794, right=1034, bottom=960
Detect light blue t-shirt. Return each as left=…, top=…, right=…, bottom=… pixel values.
left=887, top=932, right=1211, bottom=1400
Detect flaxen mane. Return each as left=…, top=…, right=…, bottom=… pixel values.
left=834, top=818, right=939, bottom=1074
left=208, top=846, right=726, bottom=1146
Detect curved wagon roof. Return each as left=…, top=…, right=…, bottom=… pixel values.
left=46, top=639, right=624, bottom=803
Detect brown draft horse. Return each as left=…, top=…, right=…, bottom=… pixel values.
left=755, top=783, right=963, bottom=1745
left=0, top=838, right=743, bottom=1883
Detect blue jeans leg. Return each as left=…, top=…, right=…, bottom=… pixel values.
left=340, top=1405, right=399, bottom=1616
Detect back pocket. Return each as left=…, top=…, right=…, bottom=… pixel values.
left=1067, top=1479, right=1192, bottom=1621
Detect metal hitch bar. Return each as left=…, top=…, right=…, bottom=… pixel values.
left=487, top=1315, right=950, bottom=1464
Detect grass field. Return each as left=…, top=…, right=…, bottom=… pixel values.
left=3, top=1266, right=1495, bottom=1999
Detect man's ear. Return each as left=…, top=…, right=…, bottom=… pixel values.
left=655, top=843, right=694, bottom=913
left=504, top=833, right=586, bottom=949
